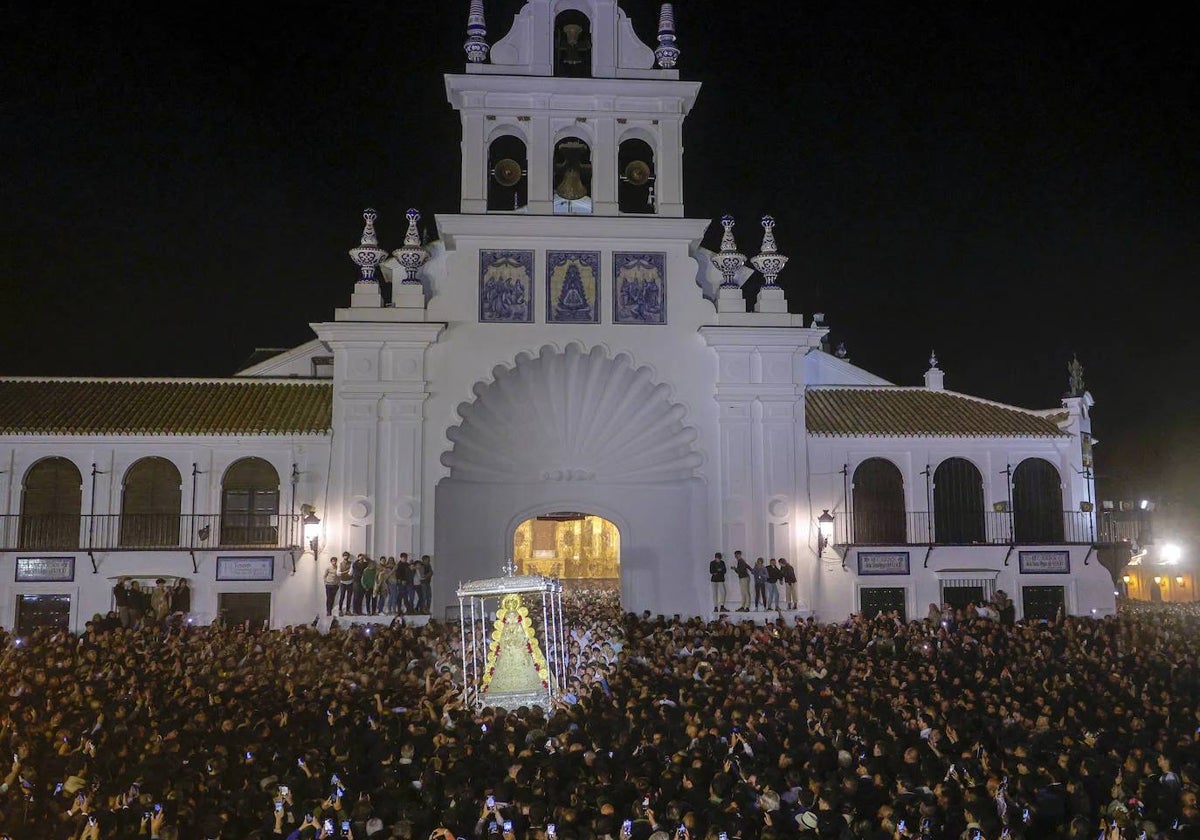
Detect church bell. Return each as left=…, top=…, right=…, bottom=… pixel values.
left=555, top=165, right=589, bottom=201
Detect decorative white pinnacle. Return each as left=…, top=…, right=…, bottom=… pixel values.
left=750, top=215, right=789, bottom=288
left=929, top=350, right=939, bottom=369
left=503, top=557, right=517, bottom=577
left=711, top=214, right=747, bottom=289
left=391, top=208, right=429, bottom=286
left=465, top=0, right=489, bottom=63
left=655, top=4, right=680, bottom=69
left=836, top=342, right=849, bottom=359
left=348, top=208, right=388, bottom=283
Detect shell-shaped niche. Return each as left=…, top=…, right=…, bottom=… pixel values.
left=442, top=343, right=703, bottom=483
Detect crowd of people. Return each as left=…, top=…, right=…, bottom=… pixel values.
left=321, top=554, right=434, bottom=618
left=3, top=584, right=1200, bottom=840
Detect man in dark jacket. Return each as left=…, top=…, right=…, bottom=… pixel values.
left=734, top=551, right=752, bottom=611
left=709, top=552, right=728, bottom=613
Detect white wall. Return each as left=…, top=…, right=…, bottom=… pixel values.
left=0, top=435, right=331, bottom=632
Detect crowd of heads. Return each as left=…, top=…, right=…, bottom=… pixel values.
left=2, top=589, right=1200, bottom=840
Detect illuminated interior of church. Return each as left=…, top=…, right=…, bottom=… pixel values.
left=512, top=513, right=620, bottom=580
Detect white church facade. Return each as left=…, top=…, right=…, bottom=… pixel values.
left=0, top=0, right=1115, bottom=633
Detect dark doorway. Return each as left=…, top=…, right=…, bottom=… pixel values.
left=941, top=585, right=985, bottom=612
left=15, top=594, right=71, bottom=635
left=217, top=592, right=272, bottom=630
left=860, top=587, right=906, bottom=621
left=1021, top=585, right=1065, bottom=621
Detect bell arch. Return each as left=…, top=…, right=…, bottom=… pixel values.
left=488, top=134, right=528, bottom=212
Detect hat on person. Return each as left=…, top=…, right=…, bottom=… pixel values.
left=796, top=811, right=819, bottom=830
left=366, top=817, right=386, bottom=836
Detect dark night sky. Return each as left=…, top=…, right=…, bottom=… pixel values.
left=2, top=1, right=1198, bottom=502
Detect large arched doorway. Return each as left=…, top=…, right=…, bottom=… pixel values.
left=513, top=511, right=620, bottom=593
left=434, top=343, right=706, bottom=617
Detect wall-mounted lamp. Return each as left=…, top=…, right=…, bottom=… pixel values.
left=1122, top=574, right=1132, bottom=584
left=1153, top=575, right=1162, bottom=585
left=1177, top=576, right=1185, bottom=586
left=301, top=505, right=322, bottom=555
left=817, top=509, right=835, bottom=555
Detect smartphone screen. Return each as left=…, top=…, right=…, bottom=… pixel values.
left=343, top=821, right=352, bottom=832
left=547, top=825, right=556, bottom=837
left=275, top=802, right=283, bottom=812
left=325, top=818, right=335, bottom=834
left=504, top=822, right=514, bottom=833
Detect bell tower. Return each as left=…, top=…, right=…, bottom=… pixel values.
left=446, top=1, right=699, bottom=218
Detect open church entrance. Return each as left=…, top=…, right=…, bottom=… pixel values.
left=512, top=512, right=620, bottom=595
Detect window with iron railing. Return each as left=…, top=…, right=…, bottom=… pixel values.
left=1013, top=458, right=1064, bottom=543
left=933, top=458, right=986, bottom=543
left=220, top=458, right=280, bottom=546
left=852, top=458, right=906, bottom=544
left=20, top=457, right=82, bottom=550
left=120, top=457, right=182, bottom=547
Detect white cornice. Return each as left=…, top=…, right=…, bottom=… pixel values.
left=435, top=214, right=710, bottom=249
left=445, top=74, right=702, bottom=116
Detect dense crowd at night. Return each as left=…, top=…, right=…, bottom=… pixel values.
left=2, top=591, right=1199, bottom=840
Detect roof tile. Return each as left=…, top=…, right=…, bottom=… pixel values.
left=806, top=388, right=1066, bottom=438
left=0, top=380, right=332, bottom=436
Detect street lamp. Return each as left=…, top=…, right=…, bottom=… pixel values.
left=818, top=510, right=835, bottom=555
left=301, top=505, right=322, bottom=555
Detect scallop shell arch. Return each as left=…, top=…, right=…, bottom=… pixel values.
left=442, top=343, right=703, bottom=483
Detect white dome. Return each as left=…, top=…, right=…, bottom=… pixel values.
left=442, top=343, right=702, bottom=483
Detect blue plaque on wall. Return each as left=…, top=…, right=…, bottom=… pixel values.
left=857, top=551, right=911, bottom=576
left=613, top=252, right=666, bottom=324
left=479, top=250, right=535, bottom=323
left=546, top=251, right=600, bottom=323
left=1018, top=550, right=1070, bottom=574
left=216, top=556, right=275, bottom=581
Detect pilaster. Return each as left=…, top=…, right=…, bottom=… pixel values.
left=312, top=321, right=444, bottom=560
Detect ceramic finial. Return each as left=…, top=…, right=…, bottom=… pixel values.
left=750, top=214, right=789, bottom=288
left=655, top=4, right=680, bottom=69
left=465, top=0, right=490, bottom=63
left=348, top=208, right=388, bottom=282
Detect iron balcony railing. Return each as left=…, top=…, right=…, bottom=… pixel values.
left=0, top=514, right=304, bottom=552
left=832, top=510, right=1105, bottom=546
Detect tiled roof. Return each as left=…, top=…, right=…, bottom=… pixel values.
left=806, top=388, right=1067, bottom=438
left=0, top=379, right=332, bottom=436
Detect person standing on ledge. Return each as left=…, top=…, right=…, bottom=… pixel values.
left=709, top=552, right=728, bottom=612
left=734, top=550, right=752, bottom=612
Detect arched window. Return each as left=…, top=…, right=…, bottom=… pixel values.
left=1012, top=458, right=1064, bottom=543
left=20, top=457, right=82, bottom=549
left=488, top=135, right=528, bottom=212
left=221, top=458, right=280, bottom=546
left=554, top=10, right=592, bottom=77
left=120, top=457, right=182, bottom=547
left=852, top=458, right=906, bottom=544
left=553, top=136, right=593, bottom=215
left=618, top=137, right=656, bottom=214
left=933, top=458, right=985, bottom=544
